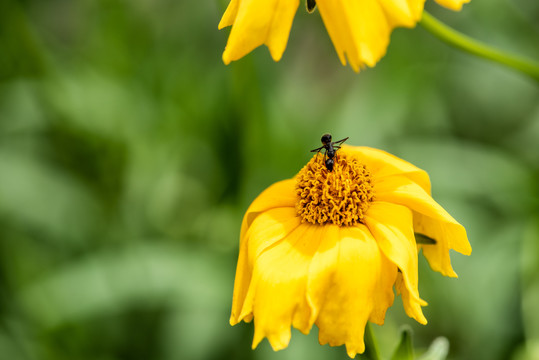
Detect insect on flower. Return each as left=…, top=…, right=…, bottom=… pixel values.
left=310, top=133, right=349, bottom=171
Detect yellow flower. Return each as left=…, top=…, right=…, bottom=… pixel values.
left=218, top=0, right=470, bottom=72
left=230, top=144, right=471, bottom=358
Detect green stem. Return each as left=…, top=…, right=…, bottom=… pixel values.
left=363, top=322, right=382, bottom=360
left=419, top=11, right=539, bottom=82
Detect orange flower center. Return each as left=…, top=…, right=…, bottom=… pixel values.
left=295, top=151, right=374, bottom=226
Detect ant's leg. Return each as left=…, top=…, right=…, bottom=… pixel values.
left=332, top=137, right=349, bottom=147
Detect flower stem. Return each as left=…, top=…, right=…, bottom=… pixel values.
left=363, top=322, right=382, bottom=360
left=419, top=11, right=539, bottom=82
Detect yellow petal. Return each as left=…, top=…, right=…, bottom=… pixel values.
left=307, top=225, right=397, bottom=358
left=375, top=174, right=472, bottom=257
left=245, top=207, right=301, bottom=266
left=364, top=201, right=427, bottom=324
left=233, top=180, right=297, bottom=323
left=231, top=207, right=301, bottom=325
left=221, top=0, right=299, bottom=64
left=406, top=0, right=426, bottom=19
left=218, top=0, right=241, bottom=29
left=344, top=146, right=432, bottom=194
left=242, top=224, right=321, bottom=351
left=313, top=0, right=355, bottom=67
left=434, top=0, right=470, bottom=11
left=379, top=0, right=420, bottom=28
left=316, top=0, right=391, bottom=71
left=239, top=179, right=296, bottom=244
left=415, top=212, right=458, bottom=277
left=395, top=271, right=424, bottom=322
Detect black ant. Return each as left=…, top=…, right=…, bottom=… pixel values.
left=310, top=133, right=349, bottom=171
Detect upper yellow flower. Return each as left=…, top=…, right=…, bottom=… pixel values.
left=219, top=0, right=470, bottom=71
left=230, top=143, right=471, bottom=358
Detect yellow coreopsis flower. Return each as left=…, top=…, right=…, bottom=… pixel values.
left=231, top=143, right=471, bottom=357
left=219, top=0, right=470, bottom=71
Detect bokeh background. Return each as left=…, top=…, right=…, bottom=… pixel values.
left=1, top=0, right=538, bottom=359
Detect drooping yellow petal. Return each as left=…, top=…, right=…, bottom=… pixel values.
left=221, top=0, right=300, bottom=64
left=344, top=0, right=391, bottom=68
left=374, top=174, right=472, bottom=272
left=231, top=207, right=301, bottom=325
left=316, top=0, right=391, bottom=71
left=245, top=207, right=302, bottom=267
left=218, top=0, right=242, bottom=29
left=307, top=225, right=397, bottom=358
left=415, top=212, right=459, bottom=277
left=345, top=146, right=432, bottom=194
left=406, top=0, right=426, bottom=20
left=239, top=179, right=296, bottom=243
left=379, top=0, right=422, bottom=28
left=233, top=179, right=297, bottom=324
left=374, top=175, right=458, bottom=224
left=395, top=271, right=423, bottom=322
left=434, top=0, right=470, bottom=11
left=241, top=224, right=321, bottom=351
left=364, top=201, right=427, bottom=324
left=312, top=0, right=355, bottom=67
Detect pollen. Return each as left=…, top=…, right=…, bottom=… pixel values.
left=295, top=152, right=374, bottom=226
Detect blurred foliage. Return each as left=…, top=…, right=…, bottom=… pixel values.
left=0, top=0, right=538, bottom=359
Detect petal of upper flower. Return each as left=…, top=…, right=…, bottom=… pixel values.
left=316, top=0, right=391, bottom=71
left=242, top=223, right=321, bottom=351
left=307, top=225, right=397, bottom=358
left=379, top=0, right=422, bottom=28
left=345, top=146, right=432, bottom=194
left=221, top=0, right=300, bottom=64
left=374, top=174, right=472, bottom=277
left=218, top=0, right=241, bottom=29
left=312, top=0, right=355, bottom=67
left=406, top=0, right=426, bottom=20
left=434, top=0, right=470, bottom=11
left=231, top=207, right=301, bottom=325
left=364, top=201, right=427, bottom=325
left=240, top=179, right=296, bottom=243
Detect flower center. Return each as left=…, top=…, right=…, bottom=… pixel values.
left=295, top=152, right=374, bottom=226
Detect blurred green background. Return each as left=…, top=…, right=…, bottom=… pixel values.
left=0, top=0, right=538, bottom=359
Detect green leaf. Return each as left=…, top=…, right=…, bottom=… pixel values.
left=391, top=326, right=414, bottom=360
left=415, top=233, right=437, bottom=245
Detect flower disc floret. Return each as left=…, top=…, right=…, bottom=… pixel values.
left=296, top=153, right=374, bottom=226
